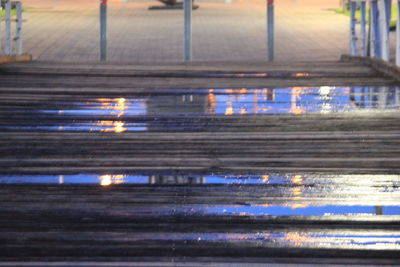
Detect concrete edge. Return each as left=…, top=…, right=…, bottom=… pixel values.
left=0, top=54, right=33, bottom=64
left=341, top=54, right=400, bottom=82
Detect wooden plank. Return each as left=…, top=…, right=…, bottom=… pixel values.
left=0, top=61, right=399, bottom=263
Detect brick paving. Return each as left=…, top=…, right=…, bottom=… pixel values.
left=20, top=0, right=349, bottom=62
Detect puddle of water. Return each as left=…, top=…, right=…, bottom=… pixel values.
left=188, top=72, right=323, bottom=78
left=77, top=231, right=400, bottom=250
left=1, top=173, right=399, bottom=191
left=2, top=172, right=399, bottom=249
left=1, top=173, right=399, bottom=215
left=0, top=122, right=147, bottom=132
left=2, top=86, right=399, bottom=132
left=1, top=86, right=399, bottom=132
left=36, top=87, right=400, bottom=117
left=1, top=173, right=399, bottom=186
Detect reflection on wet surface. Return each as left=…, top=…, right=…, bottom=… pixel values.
left=2, top=173, right=399, bottom=185
left=1, top=86, right=399, bottom=132
left=1, top=173, right=399, bottom=214
left=1, top=173, right=400, bottom=251
left=39, top=87, right=400, bottom=116
left=71, top=231, right=400, bottom=249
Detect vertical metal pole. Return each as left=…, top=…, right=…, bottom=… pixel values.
left=367, top=2, right=371, bottom=57
left=183, top=0, right=192, bottom=62
left=99, top=0, right=107, bottom=61
left=267, top=0, right=274, bottom=61
left=15, top=2, right=23, bottom=55
left=360, top=1, right=367, bottom=57
left=386, top=0, right=393, bottom=29
left=396, top=0, right=400, bottom=65
left=349, top=1, right=357, bottom=56
left=5, top=0, right=11, bottom=56
left=378, top=0, right=389, bottom=61
left=369, top=0, right=378, bottom=57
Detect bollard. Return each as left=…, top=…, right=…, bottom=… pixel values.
left=183, top=0, right=192, bottom=62
left=360, top=1, right=367, bottom=57
left=397, top=0, right=400, bottom=66
left=349, top=1, right=357, bottom=56
left=378, top=0, right=389, bottom=61
left=99, top=0, right=107, bottom=61
left=267, top=0, right=274, bottom=61
left=5, top=0, right=11, bottom=56
left=15, top=2, right=23, bottom=55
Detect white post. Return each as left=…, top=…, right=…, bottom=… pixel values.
left=349, top=1, right=358, bottom=56
left=15, top=2, right=23, bottom=55
left=360, top=1, right=367, bottom=57
left=378, top=0, right=390, bottom=61
left=5, top=0, right=11, bottom=56
left=183, top=0, right=192, bottom=62
left=396, top=0, right=400, bottom=65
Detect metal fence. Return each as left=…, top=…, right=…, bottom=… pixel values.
left=0, top=0, right=23, bottom=56
left=349, top=0, right=400, bottom=66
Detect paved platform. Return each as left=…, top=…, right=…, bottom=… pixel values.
left=21, top=0, right=349, bottom=62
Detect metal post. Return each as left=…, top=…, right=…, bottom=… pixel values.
left=360, top=1, right=367, bottom=57
left=385, top=0, right=393, bottom=29
left=367, top=3, right=371, bottom=56
left=99, top=0, right=107, bottom=61
left=370, top=0, right=380, bottom=57
left=378, top=0, right=389, bottom=61
left=5, top=0, right=11, bottom=56
left=183, top=0, right=192, bottom=62
left=349, top=1, right=358, bottom=56
left=267, top=0, right=274, bottom=61
left=397, top=0, right=400, bottom=65
left=15, top=2, right=23, bottom=55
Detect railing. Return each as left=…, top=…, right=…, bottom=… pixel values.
left=0, top=0, right=23, bottom=57
left=349, top=0, right=400, bottom=66
left=98, top=0, right=275, bottom=62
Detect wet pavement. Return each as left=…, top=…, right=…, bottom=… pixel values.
left=0, top=61, right=400, bottom=264
left=1, top=86, right=399, bottom=132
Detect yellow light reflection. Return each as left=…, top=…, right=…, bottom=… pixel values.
left=100, top=175, right=112, bottom=186
left=95, top=97, right=128, bottom=133
left=116, top=98, right=126, bottom=111
left=293, top=73, right=311, bottom=78
left=207, top=89, right=216, bottom=114
left=290, top=203, right=308, bottom=209
left=113, top=121, right=126, bottom=133
left=225, top=96, right=234, bottom=115
left=99, top=174, right=126, bottom=186
left=284, top=233, right=313, bottom=246
left=290, top=175, right=307, bottom=208
left=291, top=175, right=303, bottom=185
left=262, top=175, right=269, bottom=183
left=99, top=120, right=127, bottom=133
